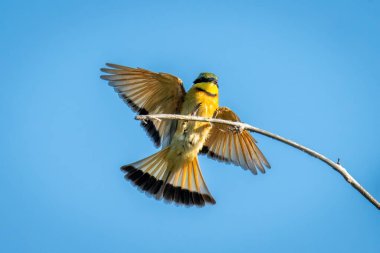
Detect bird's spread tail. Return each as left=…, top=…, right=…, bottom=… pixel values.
left=121, top=148, right=215, bottom=207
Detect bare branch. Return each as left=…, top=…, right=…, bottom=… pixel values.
left=135, top=114, right=380, bottom=210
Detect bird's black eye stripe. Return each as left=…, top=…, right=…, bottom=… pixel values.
left=193, top=77, right=217, bottom=84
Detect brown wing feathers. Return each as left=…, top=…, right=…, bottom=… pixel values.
left=201, top=107, right=270, bottom=175
left=101, top=63, right=185, bottom=147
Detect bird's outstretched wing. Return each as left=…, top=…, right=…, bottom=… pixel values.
left=101, top=63, right=186, bottom=147
left=200, top=107, right=270, bottom=174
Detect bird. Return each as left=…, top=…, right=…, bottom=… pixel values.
left=100, top=63, right=270, bottom=207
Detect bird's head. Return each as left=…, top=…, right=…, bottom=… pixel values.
left=193, top=72, right=218, bottom=86
left=192, top=72, right=219, bottom=95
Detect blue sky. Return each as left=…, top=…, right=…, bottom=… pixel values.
left=1, top=0, right=379, bottom=252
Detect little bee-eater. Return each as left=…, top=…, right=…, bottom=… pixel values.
left=101, top=63, right=270, bottom=207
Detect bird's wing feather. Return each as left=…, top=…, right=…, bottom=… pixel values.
left=101, top=63, right=186, bottom=147
left=200, top=107, right=270, bottom=174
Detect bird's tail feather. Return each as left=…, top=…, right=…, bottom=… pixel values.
left=121, top=148, right=215, bottom=207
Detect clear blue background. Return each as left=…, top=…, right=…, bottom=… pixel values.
left=1, top=0, right=379, bottom=252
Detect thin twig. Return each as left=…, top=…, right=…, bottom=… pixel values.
left=135, top=114, right=380, bottom=210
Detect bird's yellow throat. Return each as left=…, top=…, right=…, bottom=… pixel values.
left=193, top=82, right=219, bottom=96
